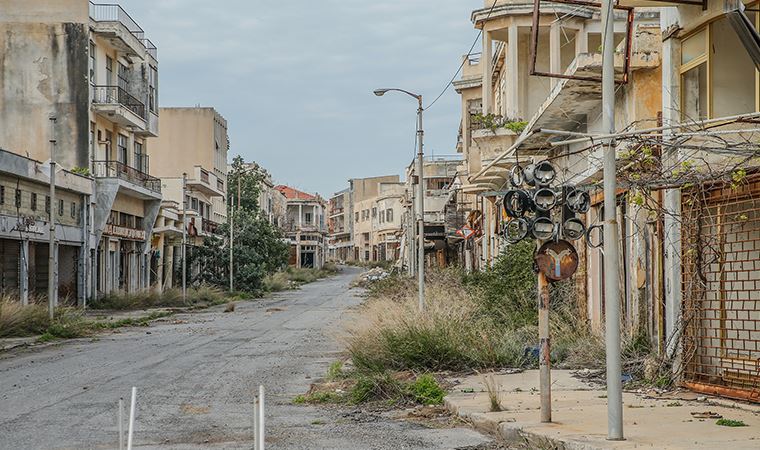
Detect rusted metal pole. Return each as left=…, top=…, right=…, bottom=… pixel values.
left=538, top=270, right=551, bottom=423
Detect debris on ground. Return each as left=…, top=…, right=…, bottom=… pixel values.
left=691, top=411, right=723, bottom=419
left=351, top=267, right=390, bottom=288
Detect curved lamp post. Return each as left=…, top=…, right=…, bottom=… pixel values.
left=374, top=88, right=425, bottom=312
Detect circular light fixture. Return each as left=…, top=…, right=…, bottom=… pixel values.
left=503, top=189, right=531, bottom=218
left=562, top=218, right=586, bottom=240
left=586, top=224, right=604, bottom=248
left=503, top=218, right=529, bottom=243
left=523, top=164, right=537, bottom=186
left=510, top=165, right=525, bottom=187
left=533, top=188, right=558, bottom=212
left=565, top=187, right=591, bottom=214
left=533, top=161, right=556, bottom=187
left=531, top=217, right=556, bottom=240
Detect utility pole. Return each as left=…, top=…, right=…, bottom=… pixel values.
left=537, top=269, right=551, bottom=422
left=48, top=117, right=57, bottom=319
left=415, top=96, right=425, bottom=312
left=373, top=87, right=426, bottom=311
left=181, top=172, right=187, bottom=301
left=229, top=198, right=234, bottom=293
left=601, top=0, right=624, bottom=440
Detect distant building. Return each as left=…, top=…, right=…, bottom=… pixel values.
left=327, top=189, right=352, bottom=262
left=275, top=186, right=327, bottom=269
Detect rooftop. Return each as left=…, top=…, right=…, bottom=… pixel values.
left=275, top=185, right=319, bottom=201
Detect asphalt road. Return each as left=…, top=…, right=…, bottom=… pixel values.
left=0, top=267, right=494, bottom=450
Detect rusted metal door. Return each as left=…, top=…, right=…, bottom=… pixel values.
left=681, top=176, right=760, bottom=402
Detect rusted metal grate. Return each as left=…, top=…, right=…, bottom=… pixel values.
left=681, top=175, right=760, bottom=402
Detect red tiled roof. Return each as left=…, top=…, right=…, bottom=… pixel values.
left=274, top=185, right=317, bottom=200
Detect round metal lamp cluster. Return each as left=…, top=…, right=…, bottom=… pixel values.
left=500, top=161, right=592, bottom=245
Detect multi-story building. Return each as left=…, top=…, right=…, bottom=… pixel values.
left=0, top=0, right=162, bottom=299
left=257, top=167, right=287, bottom=228
left=276, top=186, right=327, bottom=269
left=373, top=182, right=405, bottom=262
left=347, top=175, right=400, bottom=261
left=327, top=189, right=352, bottom=262
left=148, top=107, right=229, bottom=289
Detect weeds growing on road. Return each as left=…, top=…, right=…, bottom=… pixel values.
left=262, top=264, right=340, bottom=292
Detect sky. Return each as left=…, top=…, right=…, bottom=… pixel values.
left=120, top=0, right=483, bottom=197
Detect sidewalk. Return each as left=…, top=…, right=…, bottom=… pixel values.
left=445, top=370, right=760, bottom=449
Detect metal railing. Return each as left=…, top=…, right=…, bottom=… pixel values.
left=201, top=218, right=218, bottom=234
left=89, top=2, right=158, bottom=58
left=89, top=2, right=144, bottom=38
left=93, top=160, right=161, bottom=193
left=92, top=85, right=146, bottom=120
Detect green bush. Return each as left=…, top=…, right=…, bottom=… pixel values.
left=407, top=374, right=445, bottom=405
left=89, top=286, right=226, bottom=310
left=349, top=370, right=404, bottom=404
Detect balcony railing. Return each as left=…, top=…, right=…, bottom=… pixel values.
left=89, top=2, right=157, bottom=57
left=201, top=218, right=218, bottom=235
left=93, top=160, right=161, bottom=194
left=92, top=85, right=146, bottom=120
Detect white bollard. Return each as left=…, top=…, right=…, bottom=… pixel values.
left=258, top=385, right=265, bottom=450
left=127, top=387, right=137, bottom=450
left=253, top=393, right=259, bottom=450
left=118, top=398, right=125, bottom=450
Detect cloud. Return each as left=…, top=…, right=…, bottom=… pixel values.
left=120, top=0, right=480, bottom=194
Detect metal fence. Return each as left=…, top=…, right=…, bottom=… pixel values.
left=91, top=85, right=146, bottom=120
left=681, top=174, right=760, bottom=402
left=93, top=160, right=161, bottom=194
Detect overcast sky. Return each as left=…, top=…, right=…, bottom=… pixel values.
left=121, top=0, right=482, bottom=197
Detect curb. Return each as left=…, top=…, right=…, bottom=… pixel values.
left=445, top=397, right=600, bottom=450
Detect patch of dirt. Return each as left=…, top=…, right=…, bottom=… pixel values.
left=266, top=307, right=287, bottom=313
left=180, top=404, right=210, bottom=415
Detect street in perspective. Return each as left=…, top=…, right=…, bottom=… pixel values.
left=2, top=0, right=760, bottom=449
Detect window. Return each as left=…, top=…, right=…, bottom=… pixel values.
left=117, top=135, right=128, bottom=164
left=30, top=193, right=37, bottom=211
left=191, top=197, right=199, bottom=211
left=70, top=202, right=76, bottom=219
left=89, top=41, right=96, bottom=84
left=355, top=212, right=359, bottom=222
left=58, top=199, right=64, bottom=216
left=305, top=212, right=312, bottom=224
left=134, top=141, right=144, bottom=172
left=117, top=62, right=129, bottom=91
left=379, top=210, right=385, bottom=223
left=0, top=185, right=4, bottom=204
left=14, top=189, right=21, bottom=208
left=372, top=207, right=377, bottom=218
left=386, top=208, right=393, bottom=222
left=106, top=56, right=113, bottom=86
left=680, top=16, right=759, bottom=120
left=45, top=196, right=50, bottom=214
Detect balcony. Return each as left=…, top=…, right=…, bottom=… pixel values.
left=93, top=160, right=161, bottom=195
left=186, top=166, right=225, bottom=197
left=89, top=2, right=157, bottom=60
left=91, top=85, right=147, bottom=129
left=199, top=218, right=219, bottom=236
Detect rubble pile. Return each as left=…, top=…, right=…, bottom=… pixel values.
left=352, top=267, right=390, bottom=288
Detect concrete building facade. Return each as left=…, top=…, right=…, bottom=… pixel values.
left=148, top=107, right=229, bottom=290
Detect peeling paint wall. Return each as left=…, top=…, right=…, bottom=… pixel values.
left=0, top=0, right=89, bottom=169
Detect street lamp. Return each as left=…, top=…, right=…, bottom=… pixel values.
left=374, top=87, right=426, bottom=312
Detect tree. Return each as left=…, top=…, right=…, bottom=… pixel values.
left=187, top=156, right=289, bottom=293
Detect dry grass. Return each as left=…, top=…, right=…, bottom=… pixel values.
left=263, top=265, right=340, bottom=292
left=483, top=374, right=503, bottom=412
left=89, top=285, right=227, bottom=310
left=0, top=297, right=49, bottom=338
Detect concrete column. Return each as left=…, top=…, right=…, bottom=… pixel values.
left=296, top=232, right=301, bottom=267
left=505, top=25, right=520, bottom=119
left=482, top=30, right=493, bottom=114
left=298, top=204, right=303, bottom=228
left=549, top=22, right=562, bottom=90
left=575, top=24, right=588, bottom=54
left=20, top=240, right=29, bottom=306
left=661, top=32, right=682, bottom=359
left=165, top=244, right=175, bottom=289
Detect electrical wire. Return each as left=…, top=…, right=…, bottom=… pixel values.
left=424, top=0, right=500, bottom=111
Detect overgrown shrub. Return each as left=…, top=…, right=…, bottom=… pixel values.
left=407, top=374, right=445, bottom=405
left=0, top=297, right=49, bottom=337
